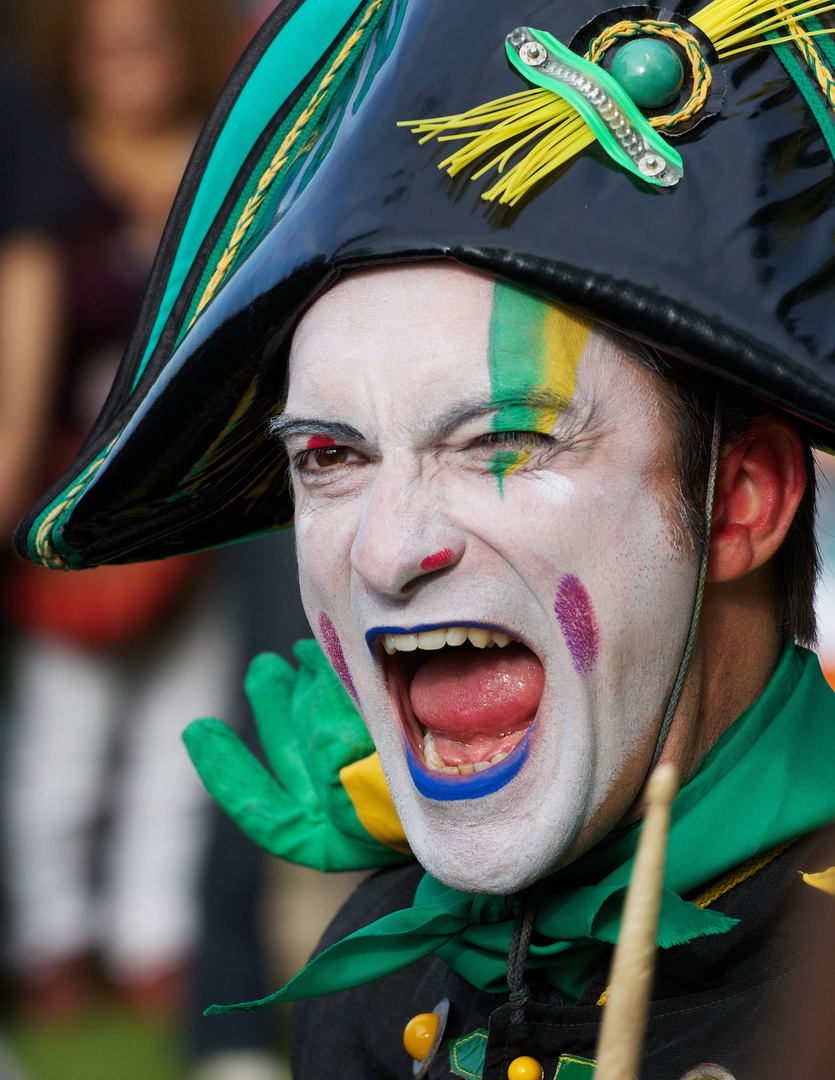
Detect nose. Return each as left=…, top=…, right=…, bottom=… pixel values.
left=350, top=463, right=464, bottom=598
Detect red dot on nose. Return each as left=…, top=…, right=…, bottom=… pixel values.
left=421, top=548, right=454, bottom=572
left=307, top=435, right=336, bottom=449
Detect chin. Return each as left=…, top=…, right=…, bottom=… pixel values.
left=397, top=786, right=581, bottom=893
left=411, top=827, right=563, bottom=894
left=377, top=726, right=592, bottom=895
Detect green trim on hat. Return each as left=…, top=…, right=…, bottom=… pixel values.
left=134, top=0, right=372, bottom=390
left=808, top=14, right=835, bottom=73
left=177, top=0, right=398, bottom=345
left=767, top=21, right=835, bottom=164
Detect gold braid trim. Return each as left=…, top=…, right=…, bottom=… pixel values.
left=691, top=838, right=796, bottom=908
left=189, top=0, right=385, bottom=326
left=777, top=4, right=835, bottom=106
left=586, top=20, right=712, bottom=130
left=34, top=448, right=112, bottom=568
left=595, top=838, right=796, bottom=1006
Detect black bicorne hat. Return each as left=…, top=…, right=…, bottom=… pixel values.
left=16, top=0, right=835, bottom=568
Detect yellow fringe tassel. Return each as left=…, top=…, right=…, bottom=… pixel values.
left=399, top=0, right=835, bottom=204
left=404, top=89, right=595, bottom=205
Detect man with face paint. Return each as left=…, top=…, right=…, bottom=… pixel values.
left=282, top=265, right=705, bottom=895
left=13, top=1, right=835, bottom=1077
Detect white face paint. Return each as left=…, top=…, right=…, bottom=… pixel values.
left=281, top=263, right=698, bottom=894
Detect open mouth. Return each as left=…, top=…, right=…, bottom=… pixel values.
left=369, top=623, right=545, bottom=800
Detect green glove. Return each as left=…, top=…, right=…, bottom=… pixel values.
left=183, top=639, right=412, bottom=872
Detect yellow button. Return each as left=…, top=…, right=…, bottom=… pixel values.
left=403, top=1012, right=439, bottom=1061
left=508, top=1057, right=544, bottom=1080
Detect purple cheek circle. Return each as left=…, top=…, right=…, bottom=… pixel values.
left=319, top=612, right=360, bottom=705
left=554, top=574, right=600, bottom=677
left=405, top=728, right=533, bottom=801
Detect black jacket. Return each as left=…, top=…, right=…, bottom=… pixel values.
left=292, top=830, right=835, bottom=1079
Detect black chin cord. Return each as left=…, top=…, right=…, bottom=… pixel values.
left=648, top=395, right=722, bottom=771
left=507, top=880, right=545, bottom=1023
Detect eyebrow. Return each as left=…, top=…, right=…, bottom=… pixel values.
left=268, top=389, right=577, bottom=446
left=267, top=416, right=366, bottom=443
left=429, top=390, right=576, bottom=438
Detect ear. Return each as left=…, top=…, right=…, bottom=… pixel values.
left=707, top=418, right=806, bottom=583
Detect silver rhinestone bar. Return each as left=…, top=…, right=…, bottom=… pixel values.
left=508, top=27, right=680, bottom=186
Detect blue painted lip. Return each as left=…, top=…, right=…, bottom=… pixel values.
left=365, top=621, right=515, bottom=658
left=405, top=725, right=533, bottom=801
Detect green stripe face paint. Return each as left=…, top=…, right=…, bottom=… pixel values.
left=487, top=281, right=592, bottom=491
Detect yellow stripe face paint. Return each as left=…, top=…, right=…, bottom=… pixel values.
left=487, top=281, right=592, bottom=491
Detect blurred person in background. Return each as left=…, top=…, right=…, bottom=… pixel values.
left=0, top=35, right=88, bottom=545
left=3, top=0, right=241, bottom=1026
left=189, top=532, right=310, bottom=1080
left=0, top=21, right=90, bottom=1080
left=0, top=230, right=64, bottom=550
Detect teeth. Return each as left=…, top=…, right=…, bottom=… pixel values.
left=420, top=728, right=513, bottom=776
left=427, top=754, right=512, bottom=775
left=384, top=632, right=418, bottom=652
left=383, top=626, right=516, bottom=652
left=423, top=731, right=446, bottom=771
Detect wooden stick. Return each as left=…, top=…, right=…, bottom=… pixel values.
left=594, top=762, right=679, bottom=1080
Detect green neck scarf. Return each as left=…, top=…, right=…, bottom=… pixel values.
left=209, top=644, right=835, bottom=1015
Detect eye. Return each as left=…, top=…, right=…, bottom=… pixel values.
left=462, top=429, right=559, bottom=475
left=477, top=430, right=552, bottom=447
left=294, top=445, right=364, bottom=472
left=471, top=430, right=556, bottom=453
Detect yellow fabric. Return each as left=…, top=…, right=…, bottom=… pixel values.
left=340, top=752, right=412, bottom=855
left=802, top=866, right=835, bottom=895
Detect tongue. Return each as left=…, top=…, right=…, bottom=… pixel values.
left=409, top=642, right=544, bottom=764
